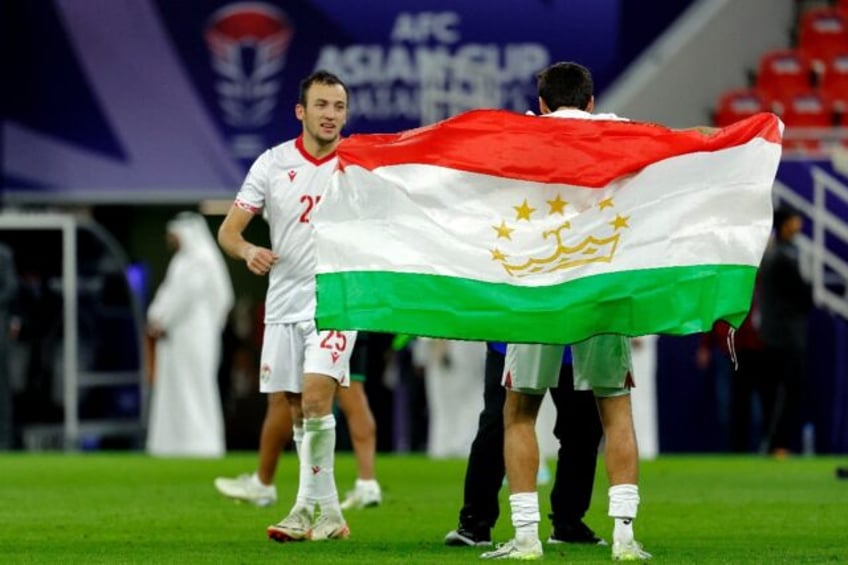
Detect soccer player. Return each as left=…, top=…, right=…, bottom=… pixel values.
left=217, top=70, right=359, bottom=542
left=213, top=338, right=382, bottom=509
left=481, top=62, right=651, bottom=561
left=445, top=343, right=605, bottom=547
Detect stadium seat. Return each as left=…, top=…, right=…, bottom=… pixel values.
left=713, top=88, right=770, bottom=127
left=777, top=90, right=835, bottom=152
left=819, top=53, right=848, bottom=110
left=756, top=49, right=815, bottom=101
left=797, top=7, right=848, bottom=65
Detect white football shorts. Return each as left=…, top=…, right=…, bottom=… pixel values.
left=259, top=320, right=357, bottom=393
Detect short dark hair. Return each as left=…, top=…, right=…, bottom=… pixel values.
left=298, top=70, right=349, bottom=106
left=773, top=204, right=801, bottom=233
left=536, top=61, right=594, bottom=111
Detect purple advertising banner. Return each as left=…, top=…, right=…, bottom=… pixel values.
left=1, top=0, right=689, bottom=203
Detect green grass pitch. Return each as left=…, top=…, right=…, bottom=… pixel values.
left=1, top=453, right=847, bottom=563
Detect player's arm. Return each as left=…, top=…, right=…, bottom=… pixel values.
left=217, top=204, right=278, bottom=276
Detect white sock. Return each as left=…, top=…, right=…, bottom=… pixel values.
left=251, top=472, right=272, bottom=488
left=293, top=425, right=304, bottom=457
left=509, top=492, right=540, bottom=545
left=303, top=414, right=341, bottom=518
left=292, top=425, right=311, bottom=511
left=356, top=478, right=379, bottom=493
left=608, top=484, right=640, bottom=544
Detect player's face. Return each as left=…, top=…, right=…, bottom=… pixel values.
left=297, top=82, right=348, bottom=145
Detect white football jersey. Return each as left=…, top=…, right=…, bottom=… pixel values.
left=235, top=136, right=338, bottom=324
left=544, top=108, right=628, bottom=122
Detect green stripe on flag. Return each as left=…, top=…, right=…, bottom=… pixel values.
left=316, top=265, right=757, bottom=345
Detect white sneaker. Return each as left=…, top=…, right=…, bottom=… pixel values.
left=267, top=507, right=312, bottom=543
left=308, top=513, right=350, bottom=541
left=340, top=480, right=382, bottom=510
left=612, top=539, right=652, bottom=561
left=480, top=538, right=543, bottom=560
left=214, top=473, right=277, bottom=507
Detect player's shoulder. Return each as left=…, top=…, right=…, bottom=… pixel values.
left=266, top=138, right=299, bottom=162
left=592, top=112, right=629, bottom=122
left=249, top=138, right=300, bottom=172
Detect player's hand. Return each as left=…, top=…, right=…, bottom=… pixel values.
left=147, top=322, right=166, bottom=340
left=244, top=245, right=278, bottom=276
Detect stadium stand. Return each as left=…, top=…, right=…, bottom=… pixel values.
left=777, top=89, right=836, bottom=151
left=755, top=48, right=815, bottom=101
left=819, top=52, right=848, bottom=110
left=713, top=88, right=771, bottom=127
left=797, top=6, right=848, bottom=66
left=715, top=1, right=848, bottom=153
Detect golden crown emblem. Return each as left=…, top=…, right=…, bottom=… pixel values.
left=490, top=194, right=629, bottom=278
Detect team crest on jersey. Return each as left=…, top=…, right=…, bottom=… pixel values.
left=331, top=351, right=340, bottom=364
left=260, top=363, right=272, bottom=383
left=288, top=170, right=297, bottom=181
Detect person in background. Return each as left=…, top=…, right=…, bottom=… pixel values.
left=630, top=336, right=659, bottom=460
left=413, top=338, right=486, bottom=459
left=0, top=243, right=18, bottom=449
left=696, top=281, right=768, bottom=453
left=758, top=205, right=813, bottom=458
left=146, top=212, right=233, bottom=458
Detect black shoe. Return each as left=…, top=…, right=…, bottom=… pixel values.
left=548, top=520, right=607, bottom=545
left=444, top=523, right=493, bottom=547
left=837, top=467, right=848, bottom=480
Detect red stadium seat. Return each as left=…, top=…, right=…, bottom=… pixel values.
left=819, top=53, right=848, bottom=109
left=713, top=88, right=770, bottom=127
left=756, top=49, right=814, bottom=100
left=777, top=90, right=835, bottom=151
left=798, top=7, right=848, bottom=65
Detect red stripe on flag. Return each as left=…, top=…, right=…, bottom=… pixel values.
left=337, top=110, right=781, bottom=188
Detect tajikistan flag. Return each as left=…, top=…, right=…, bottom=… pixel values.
left=313, top=110, right=782, bottom=345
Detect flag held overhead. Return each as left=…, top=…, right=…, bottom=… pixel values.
left=313, top=110, right=782, bottom=345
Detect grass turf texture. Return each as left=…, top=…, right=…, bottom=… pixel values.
left=1, top=453, right=846, bottom=563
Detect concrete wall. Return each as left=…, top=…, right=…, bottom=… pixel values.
left=598, top=0, right=796, bottom=127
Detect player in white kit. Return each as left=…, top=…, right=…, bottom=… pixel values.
left=217, top=70, right=355, bottom=542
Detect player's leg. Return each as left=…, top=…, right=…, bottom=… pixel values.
left=258, top=392, right=293, bottom=485
left=481, top=343, right=561, bottom=560
left=446, top=346, right=505, bottom=547
left=548, top=363, right=604, bottom=544
left=298, top=326, right=356, bottom=541
left=215, top=324, right=296, bottom=507
left=573, top=334, right=649, bottom=561
left=267, top=322, right=335, bottom=542
left=337, top=379, right=382, bottom=509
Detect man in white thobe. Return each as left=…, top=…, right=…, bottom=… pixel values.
left=146, top=212, right=234, bottom=457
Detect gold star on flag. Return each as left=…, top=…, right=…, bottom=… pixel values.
left=598, top=197, right=615, bottom=210
left=609, top=214, right=630, bottom=230
left=546, top=194, right=568, bottom=215
left=493, top=220, right=514, bottom=240
left=514, top=199, right=536, bottom=221
left=490, top=248, right=507, bottom=261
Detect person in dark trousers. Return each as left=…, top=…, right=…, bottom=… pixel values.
left=445, top=343, right=604, bottom=546
left=758, top=205, right=813, bottom=457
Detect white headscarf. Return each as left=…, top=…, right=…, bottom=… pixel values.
left=166, top=212, right=234, bottom=328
